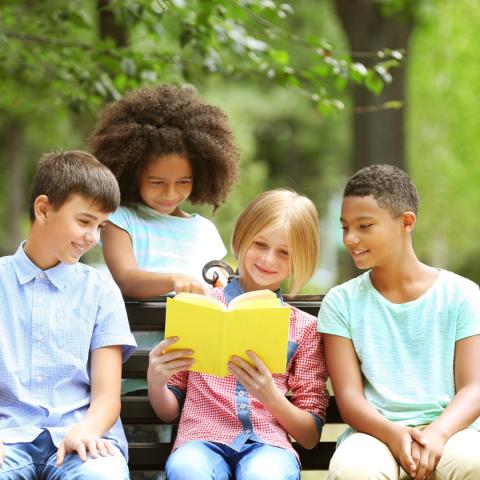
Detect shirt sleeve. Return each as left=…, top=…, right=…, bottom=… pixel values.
left=108, top=206, right=133, bottom=236
left=317, top=287, right=352, bottom=339
left=204, top=219, right=227, bottom=260
left=90, top=274, right=137, bottom=362
left=455, top=279, right=480, bottom=341
left=287, top=313, right=329, bottom=424
left=168, top=370, right=189, bottom=393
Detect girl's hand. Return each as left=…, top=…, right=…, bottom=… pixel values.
left=147, top=337, right=194, bottom=389
left=384, top=424, right=428, bottom=478
left=410, top=426, right=447, bottom=480
left=228, top=351, right=280, bottom=406
left=171, top=274, right=207, bottom=295
left=56, top=424, right=116, bottom=466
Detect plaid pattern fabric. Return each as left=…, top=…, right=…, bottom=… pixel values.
left=168, top=286, right=329, bottom=457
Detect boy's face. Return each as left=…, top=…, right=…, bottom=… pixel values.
left=36, top=193, right=109, bottom=268
left=340, top=195, right=409, bottom=270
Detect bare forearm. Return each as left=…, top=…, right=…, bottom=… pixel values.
left=428, top=383, right=480, bottom=438
left=263, top=391, right=320, bottom=449
left=148, top=384, right=181, bottom=422
left=80, top=395, right=121, bottom=437
left=114, top=268, right=175, bottom=298
left=336, top=392, right=397, bottom=444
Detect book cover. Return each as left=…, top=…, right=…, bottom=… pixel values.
left=164, top=290, right=290, bottom=377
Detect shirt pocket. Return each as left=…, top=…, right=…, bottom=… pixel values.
left=53, top=306, right=95, bottom=362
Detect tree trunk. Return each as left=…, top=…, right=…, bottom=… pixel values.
left=334, top=0, right=414, bottom=173
left=1, top=120, right=27, bottom=253
left=96, top=0, right=128, bottom=46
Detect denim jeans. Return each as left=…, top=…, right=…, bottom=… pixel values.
left=165, top=440, right=300, bottom=480
left=0, top=430, right=129, bottom=479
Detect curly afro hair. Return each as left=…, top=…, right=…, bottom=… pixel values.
left=344, top=164, right=419, bottom=217
left=88, top=85, right=239, bottom=210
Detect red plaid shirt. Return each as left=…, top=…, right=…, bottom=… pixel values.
left=167, top=282, right=329, bottom=458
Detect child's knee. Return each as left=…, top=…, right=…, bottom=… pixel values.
left=237, top=447, right=299, bottom=480
left=62, top=451, right=129, bottom=480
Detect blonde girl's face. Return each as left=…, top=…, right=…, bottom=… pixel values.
left=240, top=226, right=291, bottom=293
left=139, top=153, right=193, bottom=217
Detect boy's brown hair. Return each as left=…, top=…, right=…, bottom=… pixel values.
left=344, top=164, right=419, bottom=217
left=29, top=150, right=120, bottom=221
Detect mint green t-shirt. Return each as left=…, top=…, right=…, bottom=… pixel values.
left=318, top=270, right=480, bottom=442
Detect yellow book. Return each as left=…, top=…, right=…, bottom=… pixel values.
left=164, top=290, right=290, bottom=377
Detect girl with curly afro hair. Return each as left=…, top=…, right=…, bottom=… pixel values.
left=89, top=84, right=239, bottom=299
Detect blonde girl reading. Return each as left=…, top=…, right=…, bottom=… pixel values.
left=148, top=189, right=329, bottom=480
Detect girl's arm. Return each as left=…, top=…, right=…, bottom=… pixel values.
left=102, top=222, right=206, bottom=298
left=412, top=334, right=480, bottom=479
left=324, top=334, right=426, bottom=477
left=229, top=351, right=320, bottom=448
left=56, top=346, right=122, bottom=465
left=147, top=338, right=192, bottom=422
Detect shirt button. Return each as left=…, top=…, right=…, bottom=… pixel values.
left=39, top=273, right=46, bottom=280
left=245, top=429, right=251, bottom=433
left=240, top=404, right=246, bottom=410
left=36, top=335, right=43, bottom=342
left=38, top=297, right=44, bottom=304
left=239, top=391, right=245, bottom=396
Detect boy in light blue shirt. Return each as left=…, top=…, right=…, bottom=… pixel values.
left=318, top=165, right=480, bottom=480
left=0, top=151, right=137, bottom=479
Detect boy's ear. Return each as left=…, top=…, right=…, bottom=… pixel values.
left=33, top=195, right=51, bottom=223
left=402, top=211, right=416, bottom=233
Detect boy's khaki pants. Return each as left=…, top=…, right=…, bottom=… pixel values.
left=327, top=428, right=480, bottom=479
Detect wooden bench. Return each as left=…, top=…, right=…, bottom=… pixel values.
left=121, top=295, right=342, bottom=473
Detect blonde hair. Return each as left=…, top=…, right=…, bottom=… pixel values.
left=231, top=189, right=320, bottom=294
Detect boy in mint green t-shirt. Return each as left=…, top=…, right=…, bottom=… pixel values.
left=318, top=165, right=480, bottom=480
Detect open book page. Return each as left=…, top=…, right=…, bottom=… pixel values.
left=173, top=292, right=225, bottom=310
left=228, top=289, right=278, bottom=309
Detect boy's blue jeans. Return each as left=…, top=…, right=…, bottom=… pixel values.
left=0, top=430, right=129, bottom=479
left=165, top=440, right=300, bottom=480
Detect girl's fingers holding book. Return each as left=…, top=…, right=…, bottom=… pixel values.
left=246, top=350, right=268, bottom=373
left=150, top=337, right=179, bottom=356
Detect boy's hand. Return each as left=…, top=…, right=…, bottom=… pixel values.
left=171, top=274, right=207, bottom=295
left=0, top=439, right=4, bottom=465
left=148, top=337, right=194, bottom=389
left=56, top=424, right=115, bottom=466
left=384, top=424, right=428, bottom=478
left=228, top=351, right=280, bottom=406
left=410, top=426, right=447, bottom=480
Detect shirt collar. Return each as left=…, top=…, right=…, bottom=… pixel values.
left=223, top=277, right=282, bottom=304
left=12, top=242, right=72, bottom=290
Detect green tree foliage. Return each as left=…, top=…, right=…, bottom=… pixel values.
left=408, top=0, right=480, bottom=282
left=0, top=0, right=403, bottom=113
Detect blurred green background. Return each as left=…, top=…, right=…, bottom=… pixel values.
left=1, top=0, right=479, bottom=292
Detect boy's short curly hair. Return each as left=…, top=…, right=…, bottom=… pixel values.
left=88, top=85, right=239, bottom=209
left=344, top=164, right=419, bottom=217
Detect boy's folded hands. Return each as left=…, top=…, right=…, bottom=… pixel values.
left=55, top=424, right=116, bottom=466
left=410, top=426, right=447, bottom=480
left=384, top=424, right=428, bottom=478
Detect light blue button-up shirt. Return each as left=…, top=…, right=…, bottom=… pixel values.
left=0, top=244, right=137, bottom=458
